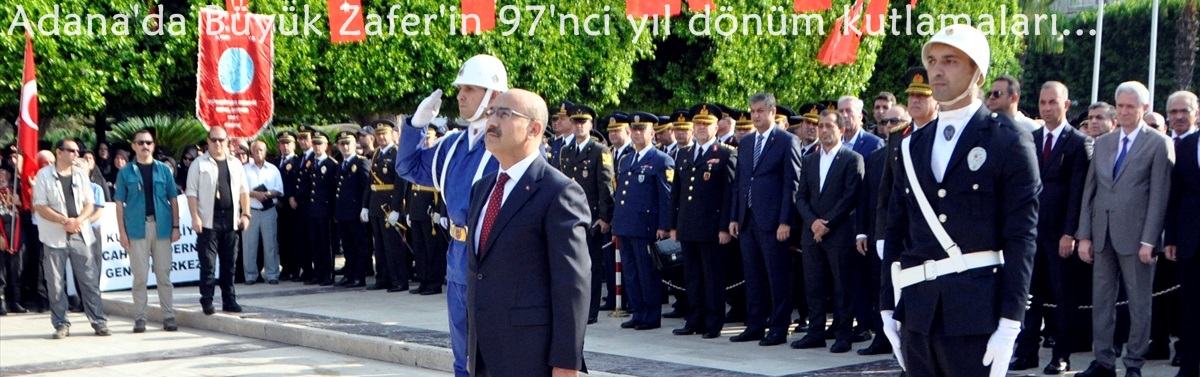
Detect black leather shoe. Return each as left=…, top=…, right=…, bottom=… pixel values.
left=673, top=327, right=699, bottom=335
left=635, top=323, right=661, bottom=330
left=1009, top=355, right=1039, bottom=370
left=245, top=280, right=257, bottom=286
left=1043, top=358, right=1069, bottom=375
left=318, top=279, right=336, bottom=286
left=729, top=330, right=765, bottom=342
left=759, top=332, right=786, bottom=346
left=222, top=303, right=243, bottom=313
left=598, top=303, right=615, bottom=311
left=201, top=302, right=216, bottom=315
left=8, top=304, right=27, bottom=314
left=420, top=287, right=443, bottom=295
left=345, top=280, right=365, bottom=288
left=857, top=338, right=893, bottom=355
left=387, top=286, right=409, bottom=293
left=410, top=285, right=425, bottom=294
left=303, top=279, right=319, bottom=285
left=702, top=331, right=720, bottom=339
left=620, top=320, right=638, bottom=329
left=790, top=334, right=825, bottom=349
left=1125, top=367, right=1141, bottom=377
left=1076, top=361, right=1116, bottom=377
left=334, top=277, right=353, bottom=286
left=830, top=339, right=852, bottom=353
left=366, top=284, right=388, bottom=291
left=662, top=310, right=685, bottom=319
left=587, top=317, right=598, bottom=325
left=851, top=329, right=873, bottom=343
left=1146, top=341, right=1170, bottom=360
left=1043, top=336, right=1057, bottom=348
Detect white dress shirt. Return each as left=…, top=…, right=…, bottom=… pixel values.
left=1044, top=120, right=1068, bottom=151
left=475, top=152, right=539, bottom=251
left=931, top=100, right=983, bottom=182
left=243, top=160, right=284, bottom=210
left=694, top=138, right=716, bottom=161
left=819, top=142, right=843, bottom=192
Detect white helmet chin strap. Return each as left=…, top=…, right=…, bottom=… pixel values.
left=942, top=69, right=982, bottom=107
left=464, top=88, right=496, bottom=122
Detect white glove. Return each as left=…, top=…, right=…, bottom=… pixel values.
left=982, top=318, right=1022, bottom=377
left=359, top=208, right=369, bottom=223
left=387, top=211, right=400, bottom=226
left=405, top=214, right=412, bottom=227
left=876, top=240, right=885, bottom=260
left=411, top=89, right=443, bottom=127
left=880, top=310, right=905, bottom=371
left=438, top=217, right=449, bottom=229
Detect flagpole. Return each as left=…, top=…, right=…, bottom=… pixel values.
left=1091, top=0, right=1103, bottom=104
left=1148, top=0, right=1160, bottom=107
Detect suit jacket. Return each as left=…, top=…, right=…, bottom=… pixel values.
left=1167, top=132, right=1200, bottom=259
left=881, top=106, right=1039, bottom=337
left=732, top=127, right=802, bottom=228
left=466, top=156, right=590, bottom=376
left=872, top=126, right=913, bottom=241
left=1077, top=123, right=1173, bottom=254
left=796, top=145, right=864, bottom=246
left=560, top=139, right=615, bottom=223
left=858, top=144, right=886, bottom=243
left=670, top=142, right=737, bottom=242
left=333, top=155, right=370, bottom=221
left=1033, top=125, right=1092, bottom=246
left=848, top=128, right=885, bottom=161
left=612, top=147, right=675, bottom=238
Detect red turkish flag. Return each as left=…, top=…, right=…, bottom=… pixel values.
left=627, top=0, right=681, bottom=18
left=328, top=0, right=366, bottom=43
left=196, top=8, right=275, bottom=138
left=18, top=31, right=39, bottom=211
left=817, top=0, right=864, bottom=66
left=688, top=0, right=715, bottom=12
left=461, top=0, right=495, bottom=33
left=864, top=0, right=889, bottom=35
left=794, top=0, right=832, bottom=13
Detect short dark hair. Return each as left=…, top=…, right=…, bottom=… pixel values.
left=819, top=109, right=847, bottom=129
left=993, top=75, right=1021, bottom=96
left=1089, top=101, right=1117, bottom=120
left=749, top=92, right=776, bottom=109
left=54, top=139, right=77, bottom=150
left=874, top=92, right=896, bottom=104
left=134, top=128, right=155, bottom=141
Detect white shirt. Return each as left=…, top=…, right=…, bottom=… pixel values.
left=931, top=100, right=983, bottom=182
left=1173, top=128, right=1196, bottom=141
left=1044, top=120, right=1068, bottom=152
left=474, top=152, right=539, bottom=251
left=574, top=135, right=591, bottom=151
left=243, top=160, right=284, bottom=210
left=819, top=142, right=843, bottom=192
left=468, top=118, right=488, bottom=150
left=663, top=141, right=678, bottom=155
left=844, top=128, right=862, bottom=147
left=694, top=138, right=716, bottom=161
left=1115, top=122, right=1145, bottom=166
left=614, top=142, right=631, bottom=160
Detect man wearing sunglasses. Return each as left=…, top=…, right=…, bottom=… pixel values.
left=394, top=54, right=508, bottom=377
left=33, top=139, right=108, bottom=338
left=986, top=75, right=1040, bottom=133
left=186, top=126, right=251, bottom=315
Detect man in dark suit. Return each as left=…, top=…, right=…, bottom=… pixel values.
left=559, top=104, right=615, bottom=324
left=669, top=104, right=736, bottom=339
left=1165, top=90, right=1200, bottom=377
left=880, top=25, right=1039, bottom=377
left=1010, top=82, right=1093, bottom=375
left=791, top=109, right=864, bottom=353
left=729, top=92, right=803, bottom=346
left=466, top=89, right=590, bottom=377
left=836, top=96, right=885, bottom=160
left=1076, top=81, right=1174, bottom=377
left=612, top=111, right=675, bottom=331
left=333, top=132, right=371, bottom=287
left=300, top=133, right=339, bottom=286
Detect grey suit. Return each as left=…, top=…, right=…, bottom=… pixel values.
left=1077, top=122, right=1174, bottom=370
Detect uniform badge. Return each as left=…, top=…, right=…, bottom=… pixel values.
left=638, top=174, right=645, bottom=183
left=582, top=170, right=589, bottom=178
left=383, top=166, right=388, bottom=175
left=305, top=160, right=312, bottom=168
left=665, top=168, right=674, bottom=183
left=351, top=164, right=358, bottom=173
left=968, top=147, right=987, bottom=171
left=321, top=166, right=327, bottom=174
left=601, top=152, right=612, bottom=167
left=285, top=163, right=292, bottom=171
left=703, top=172, right=711, bottom=181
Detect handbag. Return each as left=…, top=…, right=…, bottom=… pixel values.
left=650, top=238, right=684, bottom=271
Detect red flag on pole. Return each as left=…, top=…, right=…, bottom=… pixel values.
left=816, top=0, right=864, bottom=66
left=794, top=0, right=832, bottom=13
left=864, top=0, right=889, bottom=35
left=688, top=0, right=716, bottom=12
left=18, top=31, right=39, bottom=211
left=627, top=0, right=681, bottom=18
left=461, top=0, right=496, bottom=33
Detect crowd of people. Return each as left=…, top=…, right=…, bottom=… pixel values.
left=3, top=23, right=1200, bottom=377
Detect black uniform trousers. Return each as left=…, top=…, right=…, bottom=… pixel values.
left=802, top=241, right=854, bottom=342
left=682, top=240, right=725, bottom=332
left=198, top=211, right=238, bottom=305
left=1178, top=255, right=1200, bottom=377
left=851, top=244, right=882, bottom=338
left=902, top=307, right=991, bottom=376
left=1016, top=238, right=1093, bottom=360
left=20, top=211, right=47, bottom=307
left=336, top=220, right=369, bottom=281
left=0, top=247, right=22, bottom=306
left=1150, top=257, right=1180, bottom=350
left=724, top=241, right=746, bottom=321
left=585, top=228, right=603, bottom=320
left=369, top=215, right=410, bottom=289
left=409, top=219, right=445, bottom=291
left=307, top=217, right=333, bottom=282
left=278, top=204, right=301, bottom=278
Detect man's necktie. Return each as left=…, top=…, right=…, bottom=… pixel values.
left=1043, top=134, right=1053, bottom=162
left=478, top=172, right=510, bottom=255
left=753, top=134, right=765, bottom=169
left=1113, top=136, right=1130, bottom=178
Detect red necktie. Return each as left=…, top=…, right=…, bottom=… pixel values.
left=478, top=173, right=510, bottom=255
left=1043, top=134, right=1053, bottom=162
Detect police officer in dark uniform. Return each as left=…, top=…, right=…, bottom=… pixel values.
left=289, top=126, right=319, bottom=282
left=301, top=132, right=339, bottom=286
left=669, top=104, right=736, bottom=339
left=560, top=104, right=615, bottom=324
left=404, top=155, right=446, bottom=295
left=275, top=131, right=302, bottom=281
left=362, top=121, right=412, bottom=292
left=333, top=132, right=370, bottom=287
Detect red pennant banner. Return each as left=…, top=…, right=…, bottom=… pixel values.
left=18, top=31, right=38, bottom=211
left=461, top=0, right=496, bottom=33
left=327, top=0, right=366, bottom=43
left=196, top=8, right=275, bottom=138
left=794, top=0, right=832, bottom=13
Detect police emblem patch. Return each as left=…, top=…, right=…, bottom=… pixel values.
left=321, top=166, right=327, bottom=174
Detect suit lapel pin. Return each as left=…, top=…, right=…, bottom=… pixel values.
left=968, top=147, right=987, bottom=171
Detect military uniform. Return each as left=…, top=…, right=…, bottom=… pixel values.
left=613, top=111, right=675, bottom=330
left=670, top=104, right=737, bottom=338
left=332, top=132, right=371, bottom=287
left=549, top=101, right=576, bottom=171
left=300, top=133, right=339, bottom=286
left=406, top=181, right=446, bottom=295
left=362, top=123, right=413, bottom=292
left=560, top=105, right=615, bottom=323
left=275, top=132, right=303, bottom=281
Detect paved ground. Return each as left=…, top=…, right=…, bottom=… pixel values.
left=0, top=267, right=1184, bottom=376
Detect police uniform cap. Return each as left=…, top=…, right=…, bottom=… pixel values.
left=312, top=132, right=329, bottom=143
left=277, top=131, right=297, bottom=143
left=775, top=105, right=796, bottom=123
left=337, top=132, right=357, bottom=144
left=297, top=125, right=317, bottom=137
left=654, top=114, right=675, bottom=133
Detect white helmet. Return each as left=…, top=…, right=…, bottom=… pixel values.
left=451, top=54, right=509, bottom=93
left=922, top=24, right=990, bottom=86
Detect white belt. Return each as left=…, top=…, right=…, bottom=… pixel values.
left=891, top=250, right=1003, bottom=292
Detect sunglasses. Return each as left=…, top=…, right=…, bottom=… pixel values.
left=134, top=140, right=154, bottom=146
left=989, top=90, right=1005, bottom=98
left=878, top=118, right=907, bottom=125
left=209, top=137, right=227, bottom=143
left=57, top=147, right=78, bottom=154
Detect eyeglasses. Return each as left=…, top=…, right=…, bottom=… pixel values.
left=989, top=90, right=1005, bottom=98
left=878, top=118, right=908, bottom=126
left=209, top=137, right=227, bottom=143
left=57, top=147, right=78, bottom=154
left=134, top=140, right=154, bottom=146
left=485, top=107, right=534, bottom=121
